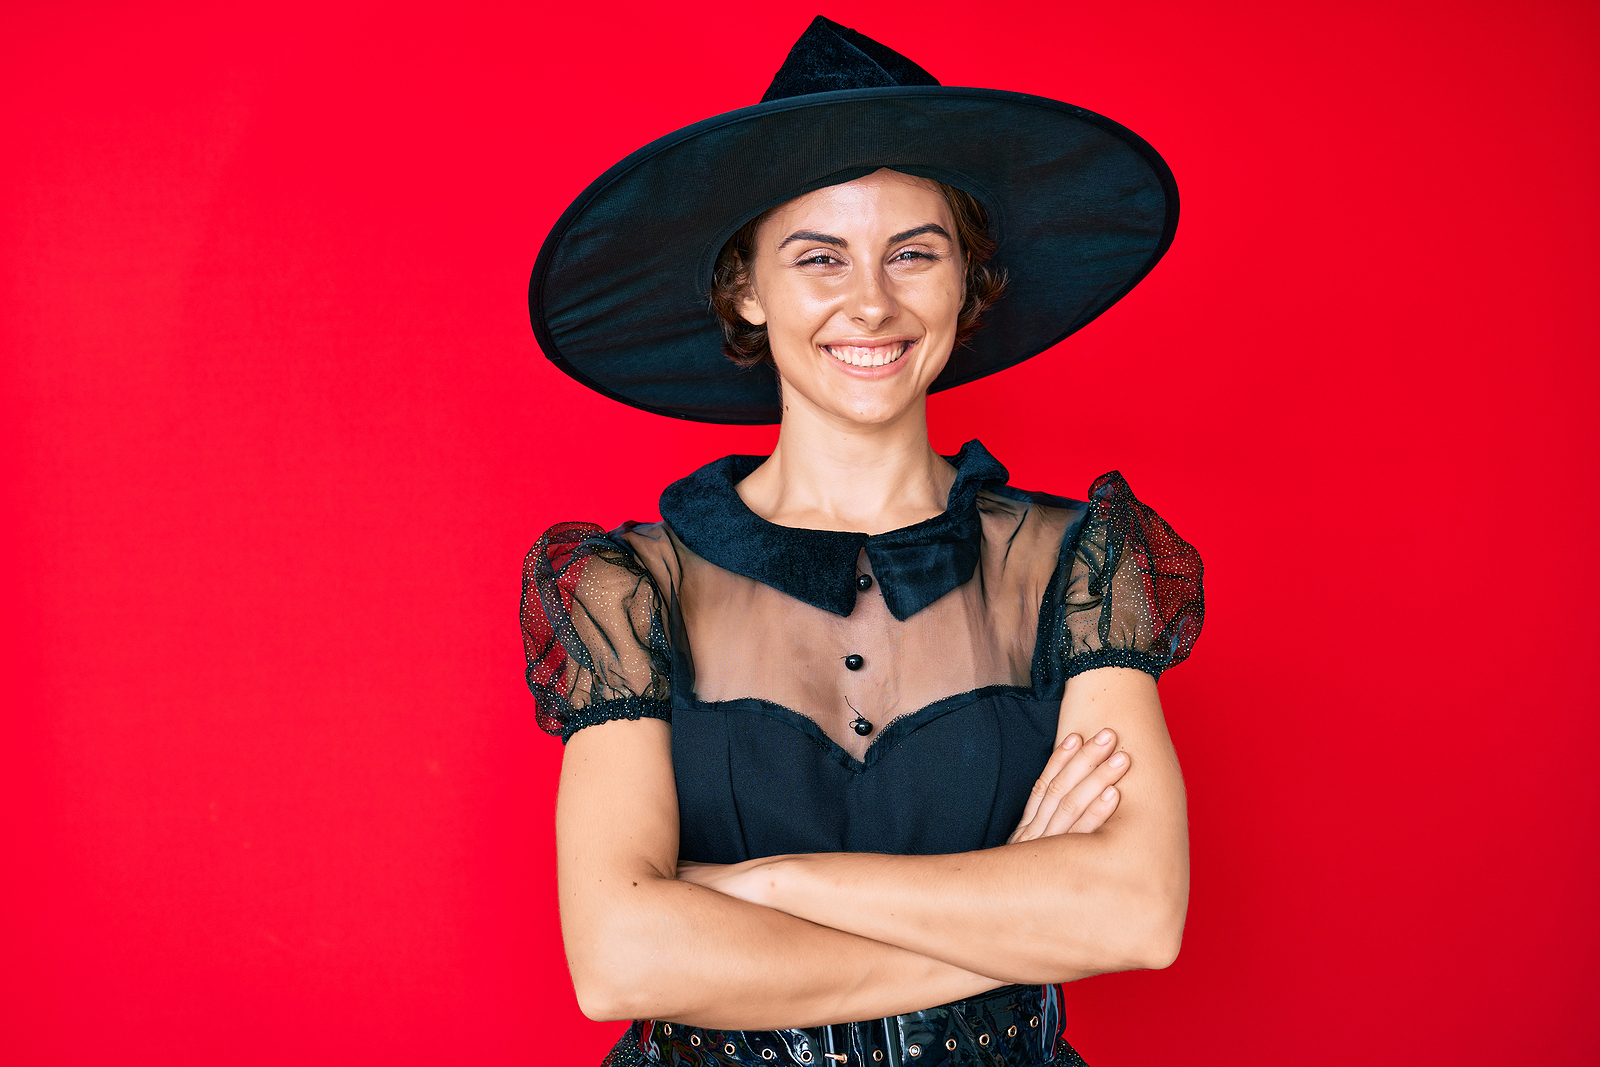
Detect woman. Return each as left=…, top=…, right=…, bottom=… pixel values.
left=522, top=18, right=1203, bottom=1067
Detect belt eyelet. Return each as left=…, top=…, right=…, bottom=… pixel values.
left=762, top=1052, right=776, bottom=1062
left=1029, top=1015, right=1040, bottom=1028
left=1007, top=1025, right=1018, bottom=1038
left=662, top=1023, right=672, bottom=1036
left=725, top=1043, right=737, bottom=1055
left=690, top=1034, right=701, bottom=1046
left=799, top=1052, right=812, bottom=1064
left=944, top=1038, right=957, bottom=1051
left=873, top=1053, right=883, bottom=1063
left=908, top=1045, right=921, bottom=1058
left=978, top=1034, right=991, bottom=1046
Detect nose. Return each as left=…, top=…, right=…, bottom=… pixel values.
left=844, top=261, right=899, bottom=329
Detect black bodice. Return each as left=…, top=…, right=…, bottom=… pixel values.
left=670, top=686, right=1060, bottom=863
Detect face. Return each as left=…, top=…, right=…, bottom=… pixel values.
left=740, top=169, right=964, bottom=428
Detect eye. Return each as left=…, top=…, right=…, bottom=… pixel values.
left=891, top=249, right=939, bottom=263
left=791, top=248, right=846, bottom=266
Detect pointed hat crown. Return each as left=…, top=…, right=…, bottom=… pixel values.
left=761, top=16, right=940, bottom=101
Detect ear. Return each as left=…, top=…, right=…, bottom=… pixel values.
left=739, top=287, right=768, bottom=326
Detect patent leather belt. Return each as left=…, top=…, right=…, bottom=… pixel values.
left=631, top=983, right=1063, bottom=1067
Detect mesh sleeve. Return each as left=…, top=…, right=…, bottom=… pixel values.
left=520, top=522, right=672, bottom=742
left=1058, top=472, right=1204, bottom=680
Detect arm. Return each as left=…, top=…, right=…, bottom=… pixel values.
left=557, top=715, right=1007, bottom=1029
left=679, top=667, right=1188, bottom=984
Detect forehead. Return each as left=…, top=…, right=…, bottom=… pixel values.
left=759, top=169, right=953, bottom=239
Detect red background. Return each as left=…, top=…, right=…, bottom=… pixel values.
left=3, top=1, right=1597, bottom=1063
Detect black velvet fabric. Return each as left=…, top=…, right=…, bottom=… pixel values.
left=761, top=16, right=941, bottom=102
left=530, top=19, right=1178, bottom=423
left=658, top=440, right=1006, bottom=620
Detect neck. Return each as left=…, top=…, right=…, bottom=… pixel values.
left=735, top=393, right=956, bottom=535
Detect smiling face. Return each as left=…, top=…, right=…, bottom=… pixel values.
left=738, top=169, right=965, bottom=428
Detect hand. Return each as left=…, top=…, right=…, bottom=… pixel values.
left=1008, top=729, right=1131, bottom=844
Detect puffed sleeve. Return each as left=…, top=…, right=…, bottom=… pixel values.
left=520, top=522, right=672, bottom=742
left=1058, top=472, right=1204, bottom=679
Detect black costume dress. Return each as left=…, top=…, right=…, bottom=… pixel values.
left=521, top=441, right=1204, bottom=1067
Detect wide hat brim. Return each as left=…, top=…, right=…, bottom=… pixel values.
left=531, top=84, right=1178, bottom=424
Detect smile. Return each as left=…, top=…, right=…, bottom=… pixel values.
left=823, top=340, right=914, bottom=368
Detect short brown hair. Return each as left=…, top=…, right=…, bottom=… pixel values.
left=709, top=180, right=1007, bottom=368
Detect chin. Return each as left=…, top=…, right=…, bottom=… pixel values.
left=827, top=391, right=923, bottom=426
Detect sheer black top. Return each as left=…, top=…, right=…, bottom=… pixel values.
left=520, top=441, right=1203, bottom=862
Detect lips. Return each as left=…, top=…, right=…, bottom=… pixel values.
left=823, top=340, right=914, bottom=368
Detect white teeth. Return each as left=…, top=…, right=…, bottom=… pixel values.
left=825, top=342, right=909, bottom=368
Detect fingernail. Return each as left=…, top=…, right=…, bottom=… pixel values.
left=1061, top=734, right=1080, bottom=750
left=1101, top=786, right=1117, bottom=801
left=1110, top=753, right=1128, bottom=768
left=1096, top=730, right=1113, bottom=745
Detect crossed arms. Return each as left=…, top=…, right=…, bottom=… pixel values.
left=555, top=666, right=1187, bottom=1030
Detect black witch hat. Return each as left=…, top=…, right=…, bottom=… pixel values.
left=530, top=16, right=1178, bottom=424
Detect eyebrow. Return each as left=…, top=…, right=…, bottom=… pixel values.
left=887, top=223, right=953, bottom=244
left=775, top=223, right=954, bottom=251
left=777, top=229, right=845, bottom=250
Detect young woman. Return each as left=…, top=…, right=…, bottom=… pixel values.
left=522, top=18, right=1203, bottom=1067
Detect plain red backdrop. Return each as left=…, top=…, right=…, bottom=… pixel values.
left=2, top=1, right=1596, bottom=1063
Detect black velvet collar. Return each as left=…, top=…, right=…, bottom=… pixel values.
left=659, top=440, right=1009, bottom=620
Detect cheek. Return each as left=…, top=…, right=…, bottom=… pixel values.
left=920, top=275, right=966, bottom=328
left=769, top=284, right=837, bottom=336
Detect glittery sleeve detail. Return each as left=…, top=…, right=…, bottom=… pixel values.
left=521, top=522, right=672, bottom=742
left=1057, top=472, right=1204, bottom=680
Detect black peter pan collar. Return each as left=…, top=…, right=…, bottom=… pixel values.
left=659, top=440, right=1009, bottom=621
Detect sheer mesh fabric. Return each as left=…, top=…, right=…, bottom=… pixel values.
left=520, top=522, right=672, bottom=740
left=520, top=471, right=1202, bottom=752
left=1053, top=471, right=1204, bottom=680
left=622, top=489, right=1063, bottom=760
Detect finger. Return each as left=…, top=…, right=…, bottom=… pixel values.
left=1013, top=730, right=1109, bottom=843
left=1038, top=748, right=1131, bottom=838
left=1064, top=784, right=1121, bottom=835
left=1016, top=734, right=1082, bottom=829
left=1014, top=728, right=1120, bottom=842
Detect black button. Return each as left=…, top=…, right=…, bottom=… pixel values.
left=856, top=573, right=873, bottom=590
left=844, top=654, right=864, bottom=671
